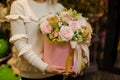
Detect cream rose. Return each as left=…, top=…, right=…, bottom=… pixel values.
left=59, top=26, right=74, bottom=41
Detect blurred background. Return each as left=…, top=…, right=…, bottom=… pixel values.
left=0, top=0, right=120, bottom=80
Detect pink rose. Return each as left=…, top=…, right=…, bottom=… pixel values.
left=69, top=21, right=81, bottom=30
left=61, top=17, right=71, bottom=23
left=60, top=12, right=71, bottom=23
left=59, top=26, right=74, bottom=41
left=40, top=21, right=52, bottom=34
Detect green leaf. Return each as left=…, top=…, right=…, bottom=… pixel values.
left=48, top=34, right=54, bottom=40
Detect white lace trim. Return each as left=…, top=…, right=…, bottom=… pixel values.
left=5, top=15, right=39, bottom=22
left=9, top=34, right=28, bottom=43
left=19, top=44, right=32, bottom=57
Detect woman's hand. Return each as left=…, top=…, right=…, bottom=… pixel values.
left=45, top=65, right=66, bottom=74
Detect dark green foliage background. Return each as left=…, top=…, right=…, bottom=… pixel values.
left=59, top=0, right=107, bottom=26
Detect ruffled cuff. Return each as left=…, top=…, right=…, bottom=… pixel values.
left=9, top=34, right=28, bottom=43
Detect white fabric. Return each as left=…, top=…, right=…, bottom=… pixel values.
left=6, top=15, right=39, bottom=22
left=70, top=41, right=90, bottom=74
left=70, top=41, right=77, bottom=48
left=7, top=0, right=64, bottom=78
left=23, top=49, right=48, bottom=73
left=14, top=39, right=48, bottom=72
left=73, top=44, right=82, bottom=74
left=19, top=44, right=32, bottom=57
left=6, top=15, right=30, bottom=22
left=80, top=43, right=90, bottom=65
left=9, top=34, right=28, bottom=43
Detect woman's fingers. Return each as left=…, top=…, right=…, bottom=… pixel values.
left=53, top=65, right=66, bottom=74
left=45, top=65, right=65, bottom=74
left=45, top=65, right=76, bottom=75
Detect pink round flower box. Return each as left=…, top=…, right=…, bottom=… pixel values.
left=42, top=38, right=73, bottom=68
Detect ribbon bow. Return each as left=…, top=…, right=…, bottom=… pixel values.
left=70, top=41, right=90, bottom=74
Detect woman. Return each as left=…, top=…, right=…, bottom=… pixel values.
left=7, top=0, right=81, bottom=80
left=6, top=0, right=81, bottom=80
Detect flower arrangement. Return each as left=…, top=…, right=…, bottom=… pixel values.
left=38, top=8, right=93, bottom=44
left=39, top=8, right=93, bottom=76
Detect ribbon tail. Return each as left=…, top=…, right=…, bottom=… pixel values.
left=80, top=43, right=90, bottom=66
left=65, top=49, right=74, bottom=75
left=73, top=45, right=82, bottom=74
